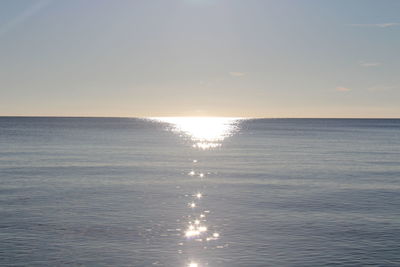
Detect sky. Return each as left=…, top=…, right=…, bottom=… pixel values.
left=0, top=0, right=399, bottom=118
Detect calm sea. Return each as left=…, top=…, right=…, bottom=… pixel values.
left=1, top=117, right=399, bottom=266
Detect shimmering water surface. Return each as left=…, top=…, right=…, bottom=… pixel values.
left=1, top=117, right=400, bottom=266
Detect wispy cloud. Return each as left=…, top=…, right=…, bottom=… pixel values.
left=360, top=62, right=381, bottom=67
left=336, top=87, right=351, bottom=92
left=351, top=23, right=399, bottom=28
left=368, top=85, right=397, bottom=92
left=0, top=0, right=52, bottom=38
left=229, top=72, right=246, bottom=77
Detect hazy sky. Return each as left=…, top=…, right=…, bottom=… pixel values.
left=1, top=0, right=399, bottom=117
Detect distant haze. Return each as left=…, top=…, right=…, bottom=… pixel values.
left=0, top=0, right=399, bottom=118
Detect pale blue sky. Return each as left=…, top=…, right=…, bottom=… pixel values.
left=0, top=0, right=399, bottom=117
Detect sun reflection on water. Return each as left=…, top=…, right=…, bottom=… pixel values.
left=148, top=117, right=243, bottom=266
left=150, top=117, right=242, bottom=150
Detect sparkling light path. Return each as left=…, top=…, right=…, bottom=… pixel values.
left=150, top=117, right=243, bottom=267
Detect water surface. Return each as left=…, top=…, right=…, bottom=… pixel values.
left=1, top=117, right=399, bottom=266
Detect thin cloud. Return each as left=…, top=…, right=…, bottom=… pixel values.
left=360, top=62, right=381, bottom=67
left=368, top=85, right=396, bottom=92
left=336, top=87, right=351, bottom=92
left=229, top=72, right=246, bottom=77
left=0, top=0, right=52, bottom=38
left=351, top=23, right=399, bottom=28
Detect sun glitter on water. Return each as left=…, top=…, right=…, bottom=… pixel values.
left=150, top=117, right=242, bottom=149
left=147, top=117, right=243, bottom=266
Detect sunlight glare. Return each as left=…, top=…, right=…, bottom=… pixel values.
left=150, top=117, right=242, bottom=149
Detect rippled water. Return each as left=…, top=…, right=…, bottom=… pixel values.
left=1, top=117, right=400, bottom=266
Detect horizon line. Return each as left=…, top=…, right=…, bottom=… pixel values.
left=0, top=115, right=399, bottom=119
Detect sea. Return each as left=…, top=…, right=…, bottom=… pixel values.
left=0, top=117, right=399, bottom=267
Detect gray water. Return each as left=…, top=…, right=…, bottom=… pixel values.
left=1, top=117, right=400, bottom=266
